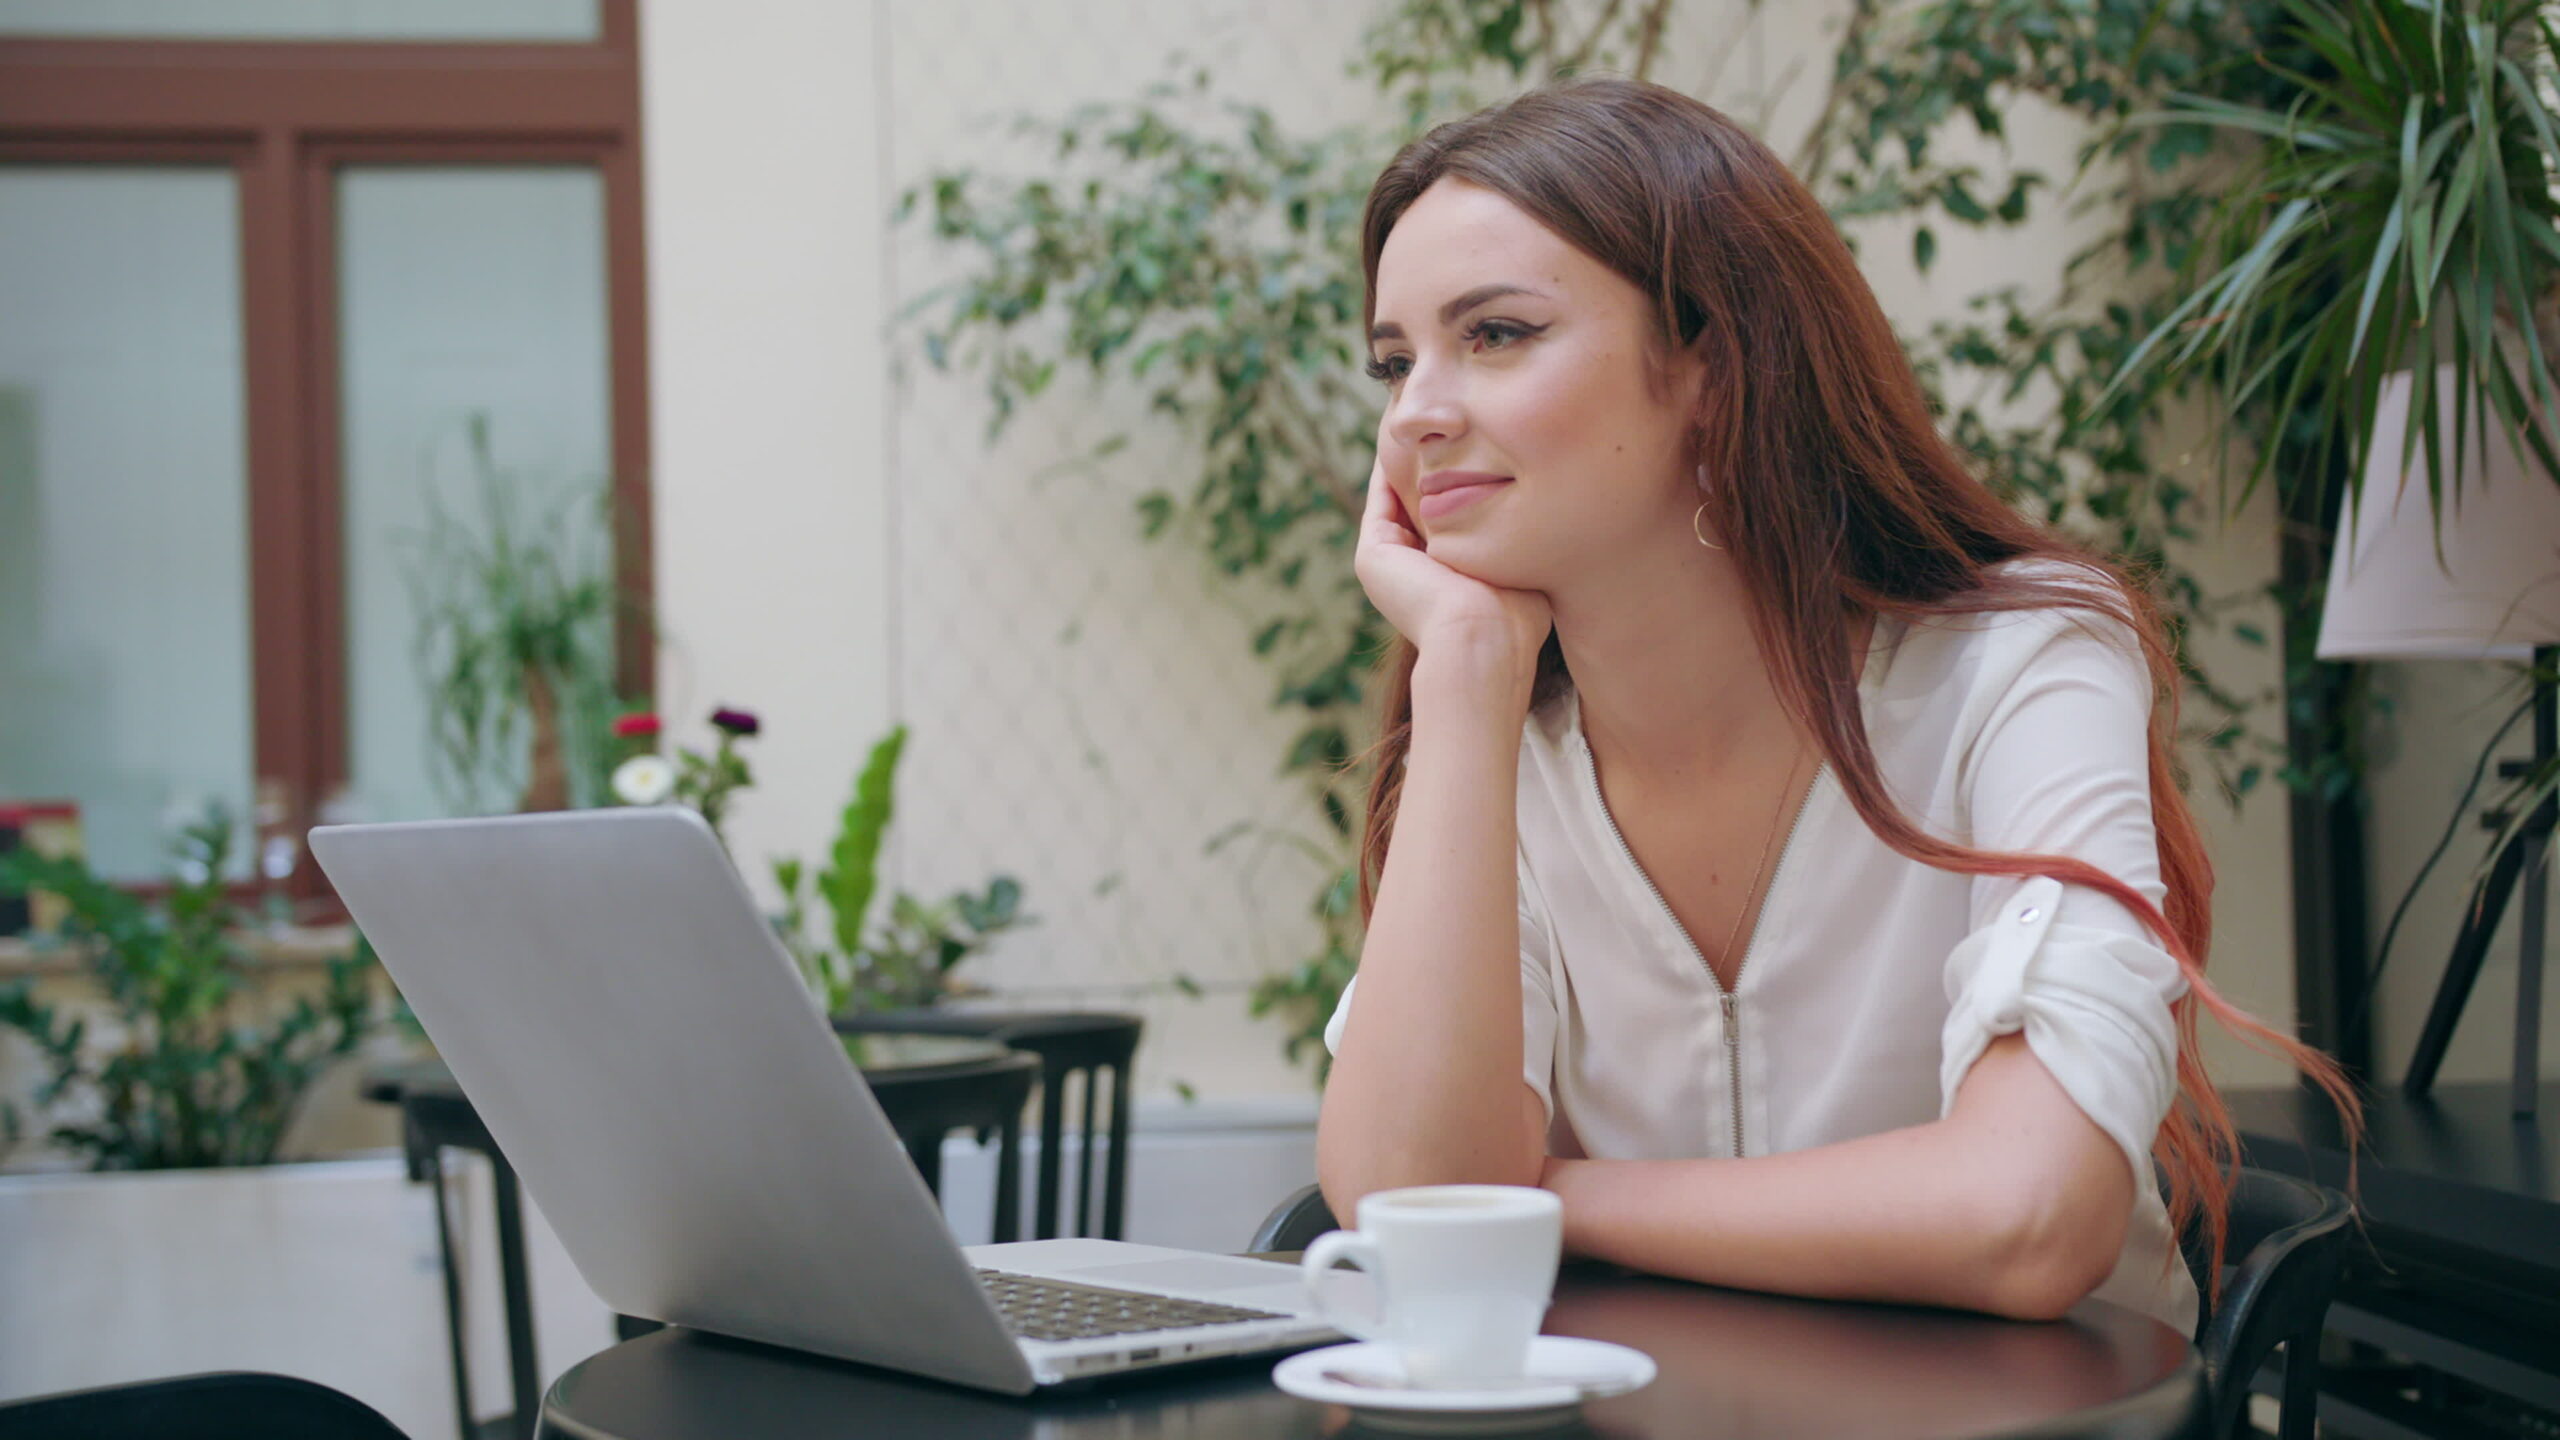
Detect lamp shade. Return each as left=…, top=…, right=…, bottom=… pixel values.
left=2317, top=365, right=2560, bottom=661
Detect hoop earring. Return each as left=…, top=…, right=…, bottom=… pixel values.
left=1691, top=464, right=1727, bottom=550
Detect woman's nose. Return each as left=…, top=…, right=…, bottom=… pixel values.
left=1384, top=363, right=1464, bottom=452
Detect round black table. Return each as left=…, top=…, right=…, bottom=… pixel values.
left=536, top=1258, right=2207, bottom=1440
left=364, top=1035, right=1021, bottom=1440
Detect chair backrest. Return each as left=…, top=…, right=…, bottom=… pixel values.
left=2175, top=1165, right=2355, bottom=1440
left=1249, top=1182, right=1340, bottom=1254
left=0, top=1372, right=409, bottom=1440
left=837, top=1009, right=1143, bottom=1241
left=869, top=1050, right=1041, bottom=1243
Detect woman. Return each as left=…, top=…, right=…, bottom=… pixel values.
left=1315, top=75, right=2358, bottom=1336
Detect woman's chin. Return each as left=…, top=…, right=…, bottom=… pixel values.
left=1424, top=533, right=1540, bottom=592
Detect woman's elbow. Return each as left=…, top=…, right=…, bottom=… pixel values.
left=1314, top=1095, right=1545, bottom=1208
left=1978, top=1249, right=2109, bottom=1322
left=1314, top=1137, right=1542, bottom=1213
left=1974, top=1191, right=2126, bottom=1322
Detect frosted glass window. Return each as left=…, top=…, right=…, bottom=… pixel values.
left=0, top=168, right=254, bottom=882
left=338, top=167, right=614, bottom=824
left=0, top=0, right=597, bottom=41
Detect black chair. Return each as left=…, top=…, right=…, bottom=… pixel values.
left=1249, top=1181, right=1338, bottom=1254
left=2177, top=1166, right=2354, bottom=1440
left=835, top=1010, right=1142, bottom=1240
left=0, top=1372, right=409, bottom=1440
left=865, top=1047, right=1042, bottom=1238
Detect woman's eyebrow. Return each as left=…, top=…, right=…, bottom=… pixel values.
left=1368, top=283, right=1551, bottom=343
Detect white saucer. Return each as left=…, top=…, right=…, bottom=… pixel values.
left=1271, top=1336, right=1656, bottom=1436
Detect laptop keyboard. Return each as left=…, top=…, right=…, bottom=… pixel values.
left=975, top=1268, right=1288, bottom=1342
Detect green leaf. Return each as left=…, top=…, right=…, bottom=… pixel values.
left=822, top=727, right=907, bottom=961
left=2343, top=202, right=2404, bottom=366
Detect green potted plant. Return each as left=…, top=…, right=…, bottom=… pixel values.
left=0, top=801, right=379, bottom=1171
left=771, top=728, right=1029, bottom=1015
left=406, top=413, right=630, bottom=815
left=2112, top=0, right=2560, bottom=519
left=0, top=804, right=451, bottom=1438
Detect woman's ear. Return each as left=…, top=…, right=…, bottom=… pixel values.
left=1678, top=341, right=1713, bottom=408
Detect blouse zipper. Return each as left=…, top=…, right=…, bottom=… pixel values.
left=1582, top=736, right=1822, bottom=1159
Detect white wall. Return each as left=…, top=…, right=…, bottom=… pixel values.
left=640, top=0, right=899, bottom=913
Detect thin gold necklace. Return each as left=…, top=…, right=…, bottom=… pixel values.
left=1712, top=746, right=1804, bottom=986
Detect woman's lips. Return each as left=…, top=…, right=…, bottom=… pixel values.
left=1416, top=478, right=1511, bottom=522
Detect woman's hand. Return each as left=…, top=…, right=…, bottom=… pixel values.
left=1354, top=452, right=1553, bottom=695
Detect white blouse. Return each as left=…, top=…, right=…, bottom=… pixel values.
left=1324, top=567, right=2202, bottom=1336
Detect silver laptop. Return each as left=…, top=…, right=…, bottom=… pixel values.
left=308, top=807, right=1337, bottom=1394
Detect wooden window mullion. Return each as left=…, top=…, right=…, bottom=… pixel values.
left=239, top=125, right=330, bottom=872
left=295, top=141, right=348, bottom=862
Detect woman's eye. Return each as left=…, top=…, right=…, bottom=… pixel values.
left=1363, top=319, right=1540, bottom=388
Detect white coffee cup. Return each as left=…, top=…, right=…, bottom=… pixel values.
left=1300, top=1183, right=1563, bottom=1389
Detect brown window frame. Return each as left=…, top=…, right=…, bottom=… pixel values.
left=0, top=5, right=653, bottom=899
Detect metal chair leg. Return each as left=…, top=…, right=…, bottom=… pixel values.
left=993, top=1114, right=1021, bottom=1243
left=2276, top=1331, right=2321, bottom=1440
left=1103, top=1061, right=1132, bottom=1241
left=1076, top=1066, right=1101, bottom=1238
left=427, top=1151, right=477, bottom=1440
left=1034, top=1072, right=1066, bottom=1239
left=904, top=1129, right=943, bottom=1195
left=490, top=1158, right=541, bottom=1440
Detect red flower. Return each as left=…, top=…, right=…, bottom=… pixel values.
left=613, top=712, right=663, bottom=739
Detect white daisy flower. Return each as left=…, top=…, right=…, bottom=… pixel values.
left=611, top=754, right=676, bottom=806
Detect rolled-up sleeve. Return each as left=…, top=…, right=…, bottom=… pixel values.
left=1323, top=851, right=1563, bottom=1123
left=1937, top=606, right=2190, bottom=1189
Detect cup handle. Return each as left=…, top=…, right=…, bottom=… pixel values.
left=1301, top=1230, right=1385, bottom=1341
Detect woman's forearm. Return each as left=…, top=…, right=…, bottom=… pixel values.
left=1541, top=1115, right=2119, bottom=1321
left=1318, top=648, right=1545, bottom=1204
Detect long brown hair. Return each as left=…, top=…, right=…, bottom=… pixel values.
left=1352, top=76, right=2361, bottom=1293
